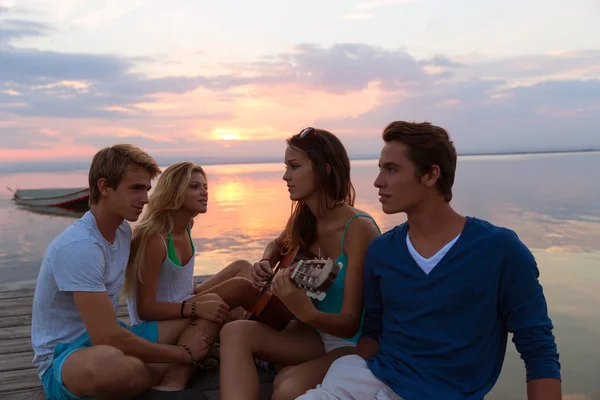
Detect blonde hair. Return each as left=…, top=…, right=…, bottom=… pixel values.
left=124, top=162, right=206, bottom=295
left=89, top=144, right=160, bottom=205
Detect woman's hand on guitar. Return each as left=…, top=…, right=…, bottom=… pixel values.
left=197, top=299, right=230, bottom=324
left=271, top=268, right=313, bottom=322
left=251, top=259, right=273, bottom=288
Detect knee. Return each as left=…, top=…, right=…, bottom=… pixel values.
left=84, top=346, right=146, bottom=390
left=220, top=320, right=244, bottom=342
left=201, top=292, right=224, bottom=303
left=231, top=259, right=252, bottom=275
left=272, top=375, right=306, bottom=400
left=220, top=320, right=257, bottom=347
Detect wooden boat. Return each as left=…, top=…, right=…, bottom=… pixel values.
left=9, top=187, right=89, bottom=207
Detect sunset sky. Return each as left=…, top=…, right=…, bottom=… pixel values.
left=1, top=0, right=599, bottom=165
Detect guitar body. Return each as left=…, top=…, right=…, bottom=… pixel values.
left=246, top=291, right=294, bottom=331
left=245, top=249, right=342, bottom=331
left=244, top=249, right=298, bottom=331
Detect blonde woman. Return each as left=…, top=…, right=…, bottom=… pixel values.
left=125, top=162, right=257, bottom=333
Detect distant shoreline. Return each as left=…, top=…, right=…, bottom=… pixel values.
left=1, top=148, right=599, bottom=173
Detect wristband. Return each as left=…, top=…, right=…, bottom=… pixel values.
left=180, top=300, right=187, bottom=318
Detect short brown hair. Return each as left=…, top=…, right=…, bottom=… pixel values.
left=88, top=144, right=161, bottom=205
left=383, top=121, right=457, bottom=202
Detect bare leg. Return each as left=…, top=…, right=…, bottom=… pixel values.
left=197, top=276, right=258, bottom=309
left=195, top=259, right=253, bottom=294
left=271, top=346, right=356, bottom=400
left=62, top=345, right=159, bottom=400
left=153, top=296, right=223, bottom=391
left=219, top=320, right=326, bottom=400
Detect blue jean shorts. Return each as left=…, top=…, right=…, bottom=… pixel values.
left=40, top=320, right=158, bottom=400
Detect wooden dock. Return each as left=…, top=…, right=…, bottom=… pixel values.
left=0, top=277, right=275, bottom=399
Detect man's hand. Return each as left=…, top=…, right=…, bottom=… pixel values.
left=195, top=299, right=230, bottom=324
left=527, top=378, right=562, bottom=400
left=270, top=268, right=313, bottom=321
left=251, top=259, right=273, bottom=288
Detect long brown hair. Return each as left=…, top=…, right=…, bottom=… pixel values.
left=283, top=128, right=355, bottom=253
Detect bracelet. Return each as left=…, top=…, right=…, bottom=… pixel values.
left=190, top=302, right=197, bottom=326
left=180, top=344, right=198, bottom=365
left=180, top=300, right=187, bottom=318
left=259, top=258, right=272, bottom=266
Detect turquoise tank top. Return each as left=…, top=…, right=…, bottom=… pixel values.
left=316, top=213, right=381, bottom=342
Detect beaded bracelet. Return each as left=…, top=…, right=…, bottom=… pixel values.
left=259, top=258, right=272, bottom=266
left=190, top=302, right=197, bottom=326
left=180, top=344, right=198, bottom=365
left=180, top=300, right=187, bottom=318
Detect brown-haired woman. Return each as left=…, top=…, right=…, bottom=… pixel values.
left=219, top=127, right=381, bottom=400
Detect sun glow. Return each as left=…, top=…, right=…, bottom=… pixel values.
left=213, top=129, right=242, bottom=141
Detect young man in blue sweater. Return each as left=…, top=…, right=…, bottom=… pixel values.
left=298, top=121, right=561, bottom=400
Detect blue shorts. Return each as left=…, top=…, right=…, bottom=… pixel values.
left=40, top=320, right=158, bottom=400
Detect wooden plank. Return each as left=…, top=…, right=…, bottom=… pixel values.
left=0, top=387, right=45, bottom=400
left=0, top=315, right=31, bottom=329
left=0, top=280, right=36, bottom=293
left=0, top=368, right=42, bottom=393
left=0, top=303, right=130, bottom=318
left=0, top=337, right=32, bottom=355
left=0, top=289, right=35, bottom=301
left=0, top=325, right=31, bottom=340
left=0, top=351, right=33, bottom=373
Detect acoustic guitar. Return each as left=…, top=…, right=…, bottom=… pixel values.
left=245, top=251, right=342, bottom=331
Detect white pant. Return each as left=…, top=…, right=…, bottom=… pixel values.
left=296, top=355, right=403, bottom=400
left=319, top=331, right=357, bottom=353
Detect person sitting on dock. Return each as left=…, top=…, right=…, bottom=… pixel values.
left=124, top=161, right=258, bottom=350
left=297, top=121, right=562, bottom=400
left=218, top=127, right=382, bottom=400
left=31, top=144, right=216, bottom=400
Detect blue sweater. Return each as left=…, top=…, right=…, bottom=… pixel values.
left=362, top=217, right=561, bottom=400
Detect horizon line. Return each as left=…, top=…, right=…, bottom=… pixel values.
left=1, top=148, right=599, bottom=173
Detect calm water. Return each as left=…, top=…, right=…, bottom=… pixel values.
left=1, top=152, right=599, bottom=399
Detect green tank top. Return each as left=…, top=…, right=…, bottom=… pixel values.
left=167, top=226, right=195, bottom=268
left=316, top=213, right=381, bottom=342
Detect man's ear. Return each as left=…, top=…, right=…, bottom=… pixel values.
left=422, top=165, right=441, bottom=188
left=326, top=163, right=331, bottom=176
left=97, top=178, right=110, bottom=197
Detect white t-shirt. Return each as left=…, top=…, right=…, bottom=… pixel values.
left=406, top=233, right=461, bottom=275
left=31, top=211, right=132, bottom=378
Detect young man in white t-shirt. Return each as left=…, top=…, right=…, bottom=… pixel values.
left=31, top=144, right=223, bottom=400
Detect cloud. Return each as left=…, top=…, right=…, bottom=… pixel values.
left=1, top=9, right=599, bottom=161
left=341, top=13, right=375, bottom=20
left=0, top=126, right=57, bottom=148
left=217, top=43, right=429, bottom=94
left=0, top=18, right=53, bottom=42
left=455, top=50, right=600, bottom=82
left=355, top=0, right=420, bottom=10
left=315, top=78, right=600, bottom=153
